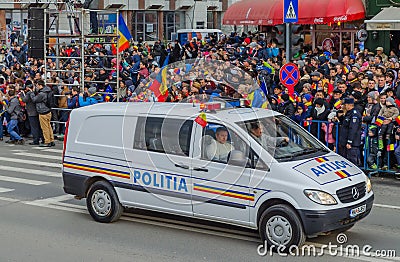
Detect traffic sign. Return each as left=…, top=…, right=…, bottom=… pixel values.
left=357, top=29, right=368, bottom=42
left=279, top=63, right=300, bottom=92
left=283, top=0, right=298, bottom=23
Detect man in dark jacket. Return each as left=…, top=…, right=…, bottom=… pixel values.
left=5, top=89, right=24, bottom=144
left=339, top=97, right=362, bottom=165
left=21, top=81, right=41, bottom=145
left=30, top=80, right=54, bottom=147
left=278, top=94, right=295, bottom=117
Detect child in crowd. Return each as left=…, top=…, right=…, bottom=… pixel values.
left=378, top=97, right=399, bottom=149
left=322, top=111, right=336, bottom=151
left=367, top=125, right=380, bottom=170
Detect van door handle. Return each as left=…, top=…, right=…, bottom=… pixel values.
left=193, top=167, right=208, bottom=172
left=175, top=163, right=189, bottom=170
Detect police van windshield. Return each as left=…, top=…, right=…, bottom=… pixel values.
left=237, top=115, right=329, bottom=162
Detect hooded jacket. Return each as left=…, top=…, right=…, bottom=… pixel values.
left=6, top=96, right=22, bottom=120
left=30, top=86, right=51, bottom=115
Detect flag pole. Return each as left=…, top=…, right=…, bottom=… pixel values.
left=116, top=10, right=120, bottom=102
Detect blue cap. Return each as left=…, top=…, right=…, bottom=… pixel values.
left=343, top=97, right=354, bottom=105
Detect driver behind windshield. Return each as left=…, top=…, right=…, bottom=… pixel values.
left=249, top=122, right=289, bottom=149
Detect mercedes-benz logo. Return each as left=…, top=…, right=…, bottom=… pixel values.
left=352, top=187, right=360, bottom=200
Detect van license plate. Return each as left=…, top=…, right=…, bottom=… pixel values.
left=349, top=204, right=366, bottom=218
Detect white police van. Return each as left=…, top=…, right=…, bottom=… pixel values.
left=62, top=101, right=373, bottom=248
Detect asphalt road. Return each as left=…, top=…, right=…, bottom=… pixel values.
left=0, top=142, right=399, bottom=262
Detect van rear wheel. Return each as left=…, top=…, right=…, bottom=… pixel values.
left=259, top=204, right=306, bottom=251
left=86, top=181, right=123, bottom=223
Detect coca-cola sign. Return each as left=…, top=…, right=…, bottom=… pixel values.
left=314, top=18, right=324, bottom=23
left=334, top=15, right=348, bottom=22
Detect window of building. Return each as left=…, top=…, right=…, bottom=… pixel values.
left=134, top=117, right=193, bottom=157
left=163, top=12, right=185, bottom=41
left=132, top=11, right=158, bottom=42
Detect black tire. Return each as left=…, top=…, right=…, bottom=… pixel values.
left=86, top=181, right=123, bottom=223
left=259, top=204, right=306, bottom=251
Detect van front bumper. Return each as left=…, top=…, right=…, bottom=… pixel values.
left=298, top=194, right=374, bottom=236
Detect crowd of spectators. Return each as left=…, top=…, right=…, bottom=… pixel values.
left=1, top=31, right=400, bottom=177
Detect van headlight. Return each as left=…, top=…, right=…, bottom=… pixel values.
left=304, top=190, right=337, bottom=205
left=366, top=177, right=372, bottom=193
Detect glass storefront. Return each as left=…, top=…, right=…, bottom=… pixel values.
left=163, top=11, right=185, bottom=41
left=132, top=11, right=185, bottom=42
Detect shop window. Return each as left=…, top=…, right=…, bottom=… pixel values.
left=163, top=12, right=185, bottom=41
left=132, top=11, right=158, bottom=42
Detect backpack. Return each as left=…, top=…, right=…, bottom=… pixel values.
left=46, top=90, right=57, bottom=109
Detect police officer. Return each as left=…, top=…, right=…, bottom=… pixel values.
left=339, top=97, right=362, bottom=165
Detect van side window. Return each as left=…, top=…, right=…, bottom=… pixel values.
left=201, top=123, right=250, bottom=167
left=134, top=117, right=193, bottom=156
left=250, top=150, right=270, bottom=171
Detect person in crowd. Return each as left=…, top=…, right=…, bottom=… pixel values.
left=366, top=125, right=380, bottom=170
left=339, top=97, right=362, bottom=165
left=30, top=79, right=54, bottom=147
left=377, top=96, right=399, bottom=150
left=4, top=89, right=24, bottom=144
left=362, top=91, right=380, bottom=125
left=21, top=81, right=41, bottom=145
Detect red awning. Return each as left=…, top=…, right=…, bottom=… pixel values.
left=222, top=0, right=365, bottom=26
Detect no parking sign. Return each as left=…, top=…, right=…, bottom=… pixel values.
left=279, top=62, right=300, bottom=94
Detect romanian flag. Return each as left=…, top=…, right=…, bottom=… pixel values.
left=304, top=101, right=312, bottom=107
left=343, top=65, right=350, bottom=74
left=117, top=14, right=132, bottom=52
left=18, top=96, right=26, bottom=107
left=375, top=116, right=385, bottom=127
left=195, top=112, right=207, bottom=128
left=315, top=157, right=329, bottom=163
left=387, top=144, right=395, bottom=151
left=335, top=170, right=350, bottom=179
left=289, top=94, right=295, bottom=103
left=396, top=116, right=400, bottom=125
left=303, top=118, right=312, bottom=127
left=148, top=67, right=168, bottom=102
left=334, top=100, right=342, bottom=109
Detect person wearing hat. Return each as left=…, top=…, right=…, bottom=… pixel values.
left=376, top=47, right=388, bottom=63
left=377, top=96, right=399, bottom=144
left=329, top=88, right=343, bottom=110
left=310, top=71, right=321, bottom=92
left=79, top=86, right=103, bottom=107
left=351, top=90, right=365, bottom=114
left=338, top=97, right=362, bottom=165
left=362, top=91, right=380, bottom=125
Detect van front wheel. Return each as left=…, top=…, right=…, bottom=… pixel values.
left=86, top=181, right=123, bottom=223
left=259, top=204, right=306, bottom=250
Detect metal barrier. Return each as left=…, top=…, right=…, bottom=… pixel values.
left=300, top=119, right=399, bottom=176
left=301, top=119, right=340, bottom=153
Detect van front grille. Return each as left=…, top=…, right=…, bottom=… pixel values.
left=336, top=182, right=366, bottom=203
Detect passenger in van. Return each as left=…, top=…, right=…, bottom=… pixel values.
left=249, top=122, right=289, bottom=149
left=206, top=127, right=234, bottom=162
